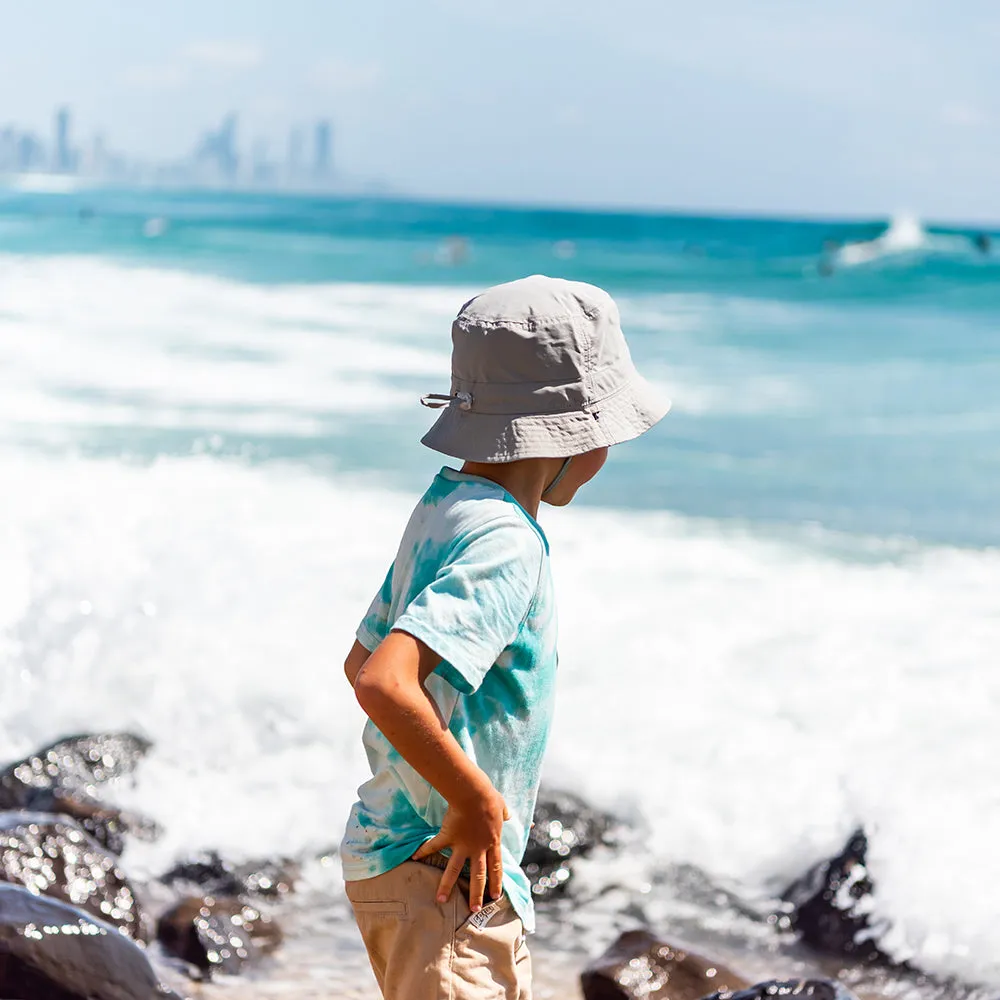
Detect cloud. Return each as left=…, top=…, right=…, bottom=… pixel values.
left=310, top=58, right=382, bottom=94
left=181, top=40, right=264, bottom=71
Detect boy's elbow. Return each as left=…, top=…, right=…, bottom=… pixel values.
left=354, top=669, right=395, bottom=716
left=344, top=640, right=370, bottom=685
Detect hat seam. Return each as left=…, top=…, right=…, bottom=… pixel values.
left=584, top=376, right=636, bottom=409
left=456, top=310, right=605, bottom=330
left=433, top=378, right=645, bottom=420
left=581, top=313, right=595, bottom=410
left=450, top=376, right=585, bottom=388
left=449, top=365, right=637, bottom=392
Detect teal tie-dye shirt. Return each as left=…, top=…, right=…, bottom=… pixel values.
left=340, top=467, right=558, bottom=931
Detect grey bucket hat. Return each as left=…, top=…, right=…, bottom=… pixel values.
left=421, top=274, right=670, bottom=463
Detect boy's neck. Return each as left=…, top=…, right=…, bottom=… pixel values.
left=459, top=459, right=564, bottom=518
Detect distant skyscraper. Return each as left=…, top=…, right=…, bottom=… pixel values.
left=194, top=113, right=239, bottom=182
left=16, top=132, right=44, bottom=172
left=287, top=127, right=304, bottom=180
left=88, top=133, right=108, bottom=177
left=216, top=113, right=238, bottom=180
left=314, top=120, right=332, bottom=178
left=54, top=106, right=75, bottom=173
left=251, top=138, right=275, bottom=186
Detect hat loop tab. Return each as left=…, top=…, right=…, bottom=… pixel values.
left=420, top=391, right=473, bottom=411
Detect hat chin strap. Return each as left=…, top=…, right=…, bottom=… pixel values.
left=541, top=457, right=573, bottom=498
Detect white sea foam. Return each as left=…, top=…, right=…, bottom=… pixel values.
left=0, top=451, right=998, bottom=984
left=836, top=213, right=972, bottom=266
left=4, top=173, right=90, bottom=194
left=0, top=256, right=814, bottom=445
left=0, top=254, right=997, bottom=985
left=0, top=255, right=464, bottom=442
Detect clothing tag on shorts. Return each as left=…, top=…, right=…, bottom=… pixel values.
left=467, top=896, right=505, bottom=930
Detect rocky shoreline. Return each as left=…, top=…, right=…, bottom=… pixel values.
left=0, top=732, right=992, bottom=1000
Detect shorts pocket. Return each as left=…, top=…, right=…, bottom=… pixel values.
left=348, top=898, right=408, bottom=917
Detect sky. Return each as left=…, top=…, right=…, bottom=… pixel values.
left=2, top=0, right=999, bottom=221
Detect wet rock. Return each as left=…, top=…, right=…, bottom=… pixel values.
left=525, top=788, right=620, bottom=899
left=0, top=812, right=148, bottom=942
left=580, top=929, right=748, bottom=1000
left=158, top=850, right=297, bottom=899
left=782, top=828, right=893, bottom=965
left=26, top=790, right=159, bottom=857
left=0, top=733, right=158, bottom=856
left=700, top=981, right=860, bottom=1000
left=156, top=895, right=282, bottom=977
left=0, top=733, right=152, bottom=808
left=0, top=882, right=181, bottom=1000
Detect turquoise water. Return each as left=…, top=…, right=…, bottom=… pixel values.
left=1, top=187, right=997, bottom=545
left=2, top=187, right=999, bottom=989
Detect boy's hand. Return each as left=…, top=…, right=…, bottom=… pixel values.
left=413, top=785, right=510, bottom=912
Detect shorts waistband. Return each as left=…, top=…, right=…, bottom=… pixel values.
left=411, top=850, right=472, bottom=879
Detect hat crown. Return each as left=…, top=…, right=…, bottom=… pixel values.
left=450, top=275, right=626, bottom=394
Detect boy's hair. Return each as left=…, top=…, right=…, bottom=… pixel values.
left=420, top=274, right=669, bottom=463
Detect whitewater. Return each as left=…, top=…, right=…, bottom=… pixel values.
left=1, top=192, right=998, bottom=994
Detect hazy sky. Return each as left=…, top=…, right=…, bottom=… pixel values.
left=3, top=1, right=999, bottom=220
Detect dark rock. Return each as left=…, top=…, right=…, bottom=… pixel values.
left=0, top=733, right=159, bottom=856
left=156, top=895, right=282, bottom=977
left=525, top=788, right=620, bottom=899
left=25, top=790, right=160, bottom=857
left=581, top=929, right=748, bottom=1000
left=0, top=882, right=181, bottom=1000
left=781, top=828, right=894, bottom=966
left=700, top=981, right=860, bottom=1000
left=158, top=851, right=297, bottom=899
left=0, top=812, right=148, bottom=942
left=0, top=733, right=152, bottom=808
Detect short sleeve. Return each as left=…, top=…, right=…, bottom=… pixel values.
left=356, top=564, right=394, bottom=652
left=392, top=517, right=543, bottom=695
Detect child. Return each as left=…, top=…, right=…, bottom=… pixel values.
left=341, top=274, right=668, bottom=998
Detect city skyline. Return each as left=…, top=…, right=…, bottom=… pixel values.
left=2, top=2, right=999, bottom=219
left=0, top=104, right=340, bottom=191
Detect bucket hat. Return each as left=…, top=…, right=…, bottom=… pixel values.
left=420, top=274, right=670, bottom=463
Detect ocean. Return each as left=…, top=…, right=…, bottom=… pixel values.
left=0, top=186, right=997, bottom=997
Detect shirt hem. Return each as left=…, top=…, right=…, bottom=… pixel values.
left=356, top=625, right=381, bottom=652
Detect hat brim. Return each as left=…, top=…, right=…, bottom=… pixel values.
left=421, top=371, right=670, bottom=463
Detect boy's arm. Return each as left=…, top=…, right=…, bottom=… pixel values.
left=352, top=629, right=507, bottom=913
left=344, top=640, right=370, bottom=685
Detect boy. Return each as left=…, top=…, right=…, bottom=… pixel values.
left=341, top=274, right=668, bottom=998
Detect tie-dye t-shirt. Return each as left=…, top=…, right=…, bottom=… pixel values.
left=340, top=467, right=558, bottom=931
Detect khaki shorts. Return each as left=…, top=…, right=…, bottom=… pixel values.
left=345, top=860, right=532, bottom=1000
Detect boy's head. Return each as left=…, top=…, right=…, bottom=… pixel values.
left=421, top=275, right=669, bottom=499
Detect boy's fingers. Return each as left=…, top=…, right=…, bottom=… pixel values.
left=487, top=845, right=503, bottom=901
left=468, top=854, right=487, bottom=912
left=436, top=854, right=466, bottom=905
left=412, top=835, right=444, bottom=860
